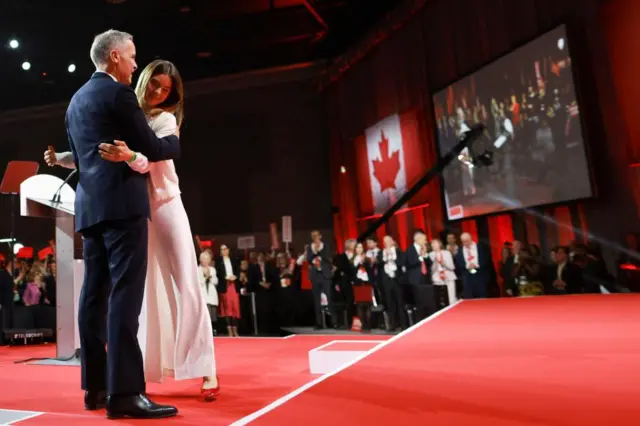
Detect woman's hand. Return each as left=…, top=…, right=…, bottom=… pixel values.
left=99, top=140, right=135, bottom=163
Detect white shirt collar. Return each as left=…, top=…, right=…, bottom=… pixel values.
left=96, top=70, right=117, bottom=82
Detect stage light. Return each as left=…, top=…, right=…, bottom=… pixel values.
left=13, top=243, right=23, bottom=255
left=8, top=39, right=19, bottom=49
left=68, top=64, right=76, bottom=73
left=340, top=166, right=346, bottom=174
left=21, top=61, right=31, bottom=70
left=557, top=38, right=565, bottom=50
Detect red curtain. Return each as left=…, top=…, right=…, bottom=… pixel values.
left=524, top=214, right=540, bottom=246
left=461, top=220, right=478, bottom=242
left=325, top=0, right=625, bottom=255
left=332, top=212, right=344, bottom=252
left=577, top=204, right=589, bottom=243
left=487, top=215, right=515, bottom=294
left=555, top=206, right=575, bottom=246
left=395, top=211, right=409, bottom=250
left=376, top=223, right=388, bottom=246
left=413, top=207, right=427, bottom=237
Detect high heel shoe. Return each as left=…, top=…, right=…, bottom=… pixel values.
left=201, top=376, right=220, bottom=402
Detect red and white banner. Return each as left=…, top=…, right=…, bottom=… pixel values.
left=355, top=110, right=426, bottom=215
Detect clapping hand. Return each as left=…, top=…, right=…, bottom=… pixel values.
left=99, top=140, right=134, bottom=163
left=553, top=279, right=566, bottom=290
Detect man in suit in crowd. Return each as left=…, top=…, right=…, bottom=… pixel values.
left=405, top=230, right=433, bottom=321
left=66, top=29, right=181, bottom=419
left=306, top=230, right=333, bottom=329
left=455, top=232, right=494, bottom=299
left=545, top=246, right=584, bottom=295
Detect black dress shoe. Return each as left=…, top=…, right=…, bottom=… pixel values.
left=106, top=394, right=177, bottom=420
left=84, top=390, right=107, bottom=410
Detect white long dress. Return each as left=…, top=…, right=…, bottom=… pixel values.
left=132, top=112, right=216, bottom=382
left=54, top=112, right=216, bottom=382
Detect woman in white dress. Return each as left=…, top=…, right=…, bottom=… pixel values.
left=198, top=251, right=219, bottom=335
left=43, top=60, right=219, bottom=401
left=429, top=238, right=458, bottom=305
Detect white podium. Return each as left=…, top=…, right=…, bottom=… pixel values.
left=20, top=174, right=82, bottom=361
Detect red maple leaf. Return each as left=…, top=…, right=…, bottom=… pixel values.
left=371, top=130, right=401, bottom=192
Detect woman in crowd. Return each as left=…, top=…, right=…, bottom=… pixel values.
left=429, top=238, right=457, bottom=305
left=352, top=242, right=373, bottom=332
left=198, top=251, right=219, bottom=336
left=275, top=252, right=297, bottom=326
left=22, top=265, right=45, bottom=307
left=378, top=235, right=407, bottom=331
left=216, top=245, right=241, bottom=337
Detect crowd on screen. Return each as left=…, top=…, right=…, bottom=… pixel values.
left=0, top=230, right=632, bottom=343
left=436, top=48, right=584, bottom=201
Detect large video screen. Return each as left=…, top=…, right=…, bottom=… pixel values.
left=433, top=25, right=592, bottom=221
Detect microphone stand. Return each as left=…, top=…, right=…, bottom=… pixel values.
left=51, top=169, right=77, bottom=204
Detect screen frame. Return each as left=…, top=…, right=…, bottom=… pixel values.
left=430, top=22, right=595, bottom=224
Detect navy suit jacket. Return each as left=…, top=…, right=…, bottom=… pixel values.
left=455, top=242, right=493, bottom=284
left=66, top=72, right=181, bottom=232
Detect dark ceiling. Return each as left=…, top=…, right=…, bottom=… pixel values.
left=0, top=0, right=402, bottom=112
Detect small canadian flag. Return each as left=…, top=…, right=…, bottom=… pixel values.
left=356, top=111, right=427, bottom=215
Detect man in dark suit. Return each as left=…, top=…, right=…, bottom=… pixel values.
left=405, top=230, right=433, bottom=321
left=306, top=230, right=333, bottom=329
left=544, top=246, right=585, bottom=295
left=249, top=252, right=279, bottom=335
left=455, top=232, right=493, bottom=299
left=66, top=29, right=180, bottom=420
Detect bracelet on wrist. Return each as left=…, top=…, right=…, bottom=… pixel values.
left=127, top=152, right=137, bottom=163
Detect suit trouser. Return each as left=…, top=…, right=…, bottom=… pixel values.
left=382, top=278, right=407, bottom=329
left=411, top=284, right=437, bottom=322
left=462, top=276, right=488, bottom=299
left=311, top=278, right=331, bottom=326
left=78, top=216, right=148, bottom=396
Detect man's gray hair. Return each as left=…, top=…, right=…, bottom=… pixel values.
left=90, top=29, right=133, bottom=68
left=345, top=238, right=357, bottom=248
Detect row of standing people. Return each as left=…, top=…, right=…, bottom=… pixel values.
left=305, top=230, right=493, bottom=331
left=197, top=246, right=301, bottom=336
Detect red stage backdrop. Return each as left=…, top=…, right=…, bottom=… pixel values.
left=355, top=110, right=427, bottom=216
left=327, top=0, right=640, bottom=256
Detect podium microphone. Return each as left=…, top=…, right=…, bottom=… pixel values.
left=52, top=169, right=77, bottom=203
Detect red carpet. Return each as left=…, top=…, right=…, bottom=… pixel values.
left=238, top=295, right=640, bottom=426
left=0, top=335, right=385, bottom=425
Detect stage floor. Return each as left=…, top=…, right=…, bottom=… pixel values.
left=1, top=295, right=639, bottom=425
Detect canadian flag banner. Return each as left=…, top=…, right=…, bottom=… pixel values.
left=356, top=110, right=427, bottom=216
